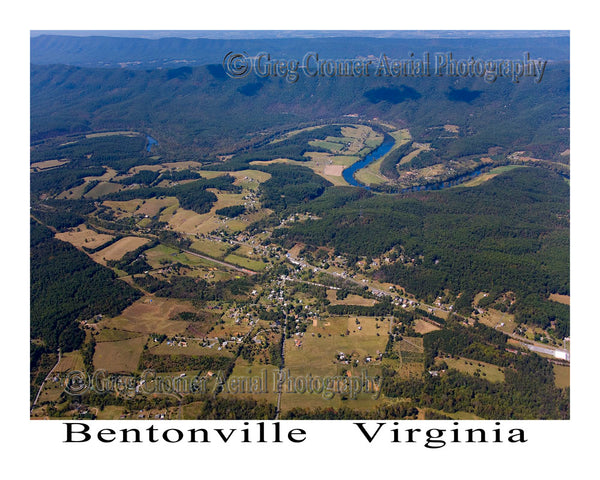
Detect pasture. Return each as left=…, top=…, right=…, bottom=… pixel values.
left=413, top=319, right=441, bottom=334
left=549, top=293, right=570, bottom=305
left=553, top=364, right=570, bottom=388
left=398, top=141, right=431, bottom=165
left=224, top=254, right=267, bottom=271
left=54, top=351, right=85, bottom=373
left=476, top=308, right=518, bottom=336
left=92, top=236, right=151, bottom=264
left=100, top=296, right=195, bottom=336
left=31, top=159, right=70, bottom=171
left=55, top=224, right=114, bottom=250
left=191, top=238, right=229, bottom=258
left=443, top=356, right=505, bottom=383
left=460, top=165, right=526, bottom=188
left=93, top=336, right=147, bottom=373
left=325, top=290, right=377, bottom=306
left=84, top=181, right=122, bottom=198
left=95, top=328, right=141, bottom=343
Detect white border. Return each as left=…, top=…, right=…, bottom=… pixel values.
left=2, top=0, right=596, bottom=477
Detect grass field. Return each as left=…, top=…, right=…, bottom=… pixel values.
left=325, top=290, right=377, bottom=306
left=144, top=244, right=217, bottom=270
left=92, top=236, right=150, bottom=264
left=443, top=124, right=460, bottom=133
left=95, top=405, right=127, bottom=420
left=85, top=131, right=140, bottom=138
left=103, top=197, right=179, bottom=218
left=224, top=254, right=267, bottom=271
left=285, top=317, right=388, bottom=379
left=423, top=408, right=482, bottom=420
left=477, top=308, right=518, bottom=336
left=55, top=224, right=114, bottom=250
left=95, top=328, right=142, bottom=343
left=229, top=169, right=272, bottom=190
left=399, top=142, right=430, bottom=165
left=58, top=182, right=88, bottom=200
left=250, top=153, right=359, bottom=187
left=54, top=351, right=85, bottom=373
left=31, top=159, right=70, bottom=171
left=94, top=335, right=147, bottom=373
left=162, top=190, right=254, bottom=235
left=218, top=360, right=280, bottom=404
left=444, top=356, right=505, bottom=383
left=191, top=238, right=229, bottom=258
left=413, top=319, right=441, bottom=334
left=148, top=340, right=235, bottom=358
left=279, top=325, right=386, bottom=413
left=84, top=181, right=122, bottom=199
left=100, top=296, right=195, bottom=336
left=102, top=199, right=142, bottom=214
left=553, top=364, right=570, bottom=388
left=309, top=140, right=345, bottom=152
left=269, top=125, right=325, bottom=144
left=354, top=129, right=411, bottom=185
left=460, top=165, right=526, bottom=188
left=549, top=293, right=570, bottom=305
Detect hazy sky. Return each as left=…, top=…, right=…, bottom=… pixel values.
left=30, top=30, right=569, bottom=39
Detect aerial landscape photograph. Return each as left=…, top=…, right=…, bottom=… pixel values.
left=29, top=29, right=571, bottom=421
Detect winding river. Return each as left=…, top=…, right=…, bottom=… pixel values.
left=342, top=137, right=395, bottom=189
left=342, top=135, right=487, bottom=192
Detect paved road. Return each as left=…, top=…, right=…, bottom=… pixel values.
left=281, top=275, right=340, bottom=290
left=520, top=342, right=570, bottom=360
left=182, top=249, right=257, bottom=275
left=285, top=254, right=571, bottom=362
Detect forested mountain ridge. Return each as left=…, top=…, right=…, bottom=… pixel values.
left=30, top=61, right=569, bottom=161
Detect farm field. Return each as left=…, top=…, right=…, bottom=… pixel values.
left=31, top=159, right=69, bottom=171
left=93, top=336, right=148, bottom=373
left=553, top=364, right=570, bottom=388
left=95, top=328, right=142, bottom=343
left=549, top=293, right=570, bottom=305
left=325, top=290, right=377, bottom=306
left=190, top=238, right=229, bottom=258
left=224, top=254, right=267, bottom=271
left=84, top=181, right=122, bottom=198
left=443, top=356, right=505, bottom=383
left=100, top=297, right=195, bottom=336
left=53, top=351, right=84, bottom=373
left=413, top=319, right=441, bottom=334
left=91, top=236, right=151, bottom=264
left=460, top=164, right=526, bottom=188
left=55, top=224, right=114, bottom=250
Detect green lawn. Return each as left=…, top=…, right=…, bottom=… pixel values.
left=224, top=254, right=267, bottom=271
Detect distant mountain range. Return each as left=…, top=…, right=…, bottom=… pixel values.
left=30, top=34, right=569, bottom=69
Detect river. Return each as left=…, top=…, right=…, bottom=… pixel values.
left=342, top=134, right=487, bottom=192
left=146, top=135, right=158, bottom=152
left=342, top=136, right=395, bottom=189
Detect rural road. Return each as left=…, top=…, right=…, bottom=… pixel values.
left=182, top=248, right=257, bottom=275
left=285, top=254, right=571, bottom=362
left=517, top=341, right=570, bottom=360
left=31, top=348, right=61, bottom=410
